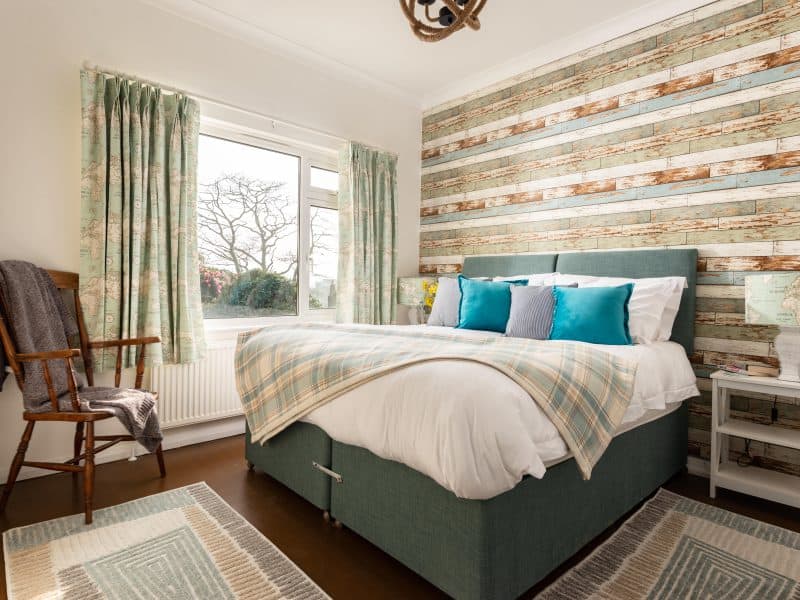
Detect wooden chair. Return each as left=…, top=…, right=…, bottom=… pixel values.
left=0, top=269, right=166, bottom=524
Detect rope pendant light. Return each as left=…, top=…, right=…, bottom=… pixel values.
left=400, top=0, right=487, bottom=43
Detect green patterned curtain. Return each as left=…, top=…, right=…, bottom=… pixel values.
left=336, top=142, right=398, bottom=325
left=80, top=70, right=205, bottom=370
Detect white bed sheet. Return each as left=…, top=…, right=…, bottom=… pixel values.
left=302, top=326, right=698, bottom=500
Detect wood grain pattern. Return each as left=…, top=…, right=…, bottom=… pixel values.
left=422, top=4, right=800, bottom=141
left=418, top=0, right=800, bottom=473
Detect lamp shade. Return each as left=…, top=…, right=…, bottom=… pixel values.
left=744, top=273, right=800, bottom=326
left=397, top=276, right=436, bottom=305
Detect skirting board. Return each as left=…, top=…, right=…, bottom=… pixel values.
left=6, top=421, right=709, bottom=483
left=687, top=455, right=710, bottom=478
left=8, top=415, right=245, bottom=482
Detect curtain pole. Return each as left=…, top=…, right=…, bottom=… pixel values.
left=81, top=61, right=348, bottom=146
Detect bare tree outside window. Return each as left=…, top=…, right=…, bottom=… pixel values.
left=197, top=135, right=299, bottom=318
left=196, top=134, right=337, bottom=318
left=198, top=175, right=297, bottom=277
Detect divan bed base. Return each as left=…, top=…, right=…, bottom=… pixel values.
left=245, top=422, right=332, bottom=511
left=245, top=403, right=688, bottom=600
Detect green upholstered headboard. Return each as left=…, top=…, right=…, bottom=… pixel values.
left=460, top=249, right=697, bottom=354
left=460, top=254, right=557, bottom=278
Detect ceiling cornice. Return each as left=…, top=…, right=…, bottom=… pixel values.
left=135, top=0, right=730, bottom=113
left=136, top=0, right=422, bottom=108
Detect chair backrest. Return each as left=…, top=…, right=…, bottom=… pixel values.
left=46, top=270, right=79, bottom=291
left=0, top=269, right=94, bottom=391
left=46, top=270, right=94, bottom=384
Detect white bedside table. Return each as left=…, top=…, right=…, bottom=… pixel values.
left=710, top=370, right=800, bottom=508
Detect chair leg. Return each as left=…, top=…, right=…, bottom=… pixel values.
left=83, top=421, right=95, bottom=525
left=72, top=422, right=84, bottom=477
left=155, top=443, right=166, bottom=478
left=0, top=421, right=35, bottom=513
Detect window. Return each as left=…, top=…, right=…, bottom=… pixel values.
left=309, top=206, right=338, bottom=309
left=197, top=128, right=338, bottom=322
left=310, top=166, right=339, bottom=192
left=307, top=162, right=339, bottom=311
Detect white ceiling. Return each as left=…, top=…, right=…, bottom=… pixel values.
left=149, top=0, right=711, bottom=109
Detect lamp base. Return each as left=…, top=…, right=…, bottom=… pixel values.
left=407, top=305, right=423, bottom=325
left=775, top=326, right=800, bottom=382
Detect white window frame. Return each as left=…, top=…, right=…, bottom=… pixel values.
left=199, top=120, right=338, bottom=339
left=304, top=166, right=339, bottom=314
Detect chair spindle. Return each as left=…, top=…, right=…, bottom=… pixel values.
left=40, top=360, right=59, bottom=411
left=135, top=344, right=146, bottom=389
left=65, top=356, right=80, bottom=411
left=115, top=345, right=122, bottom=387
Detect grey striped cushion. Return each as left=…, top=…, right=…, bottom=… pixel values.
left=505, top=285, right=575, bottom=339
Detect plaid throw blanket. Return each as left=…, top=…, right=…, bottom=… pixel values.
left=235, top=323, right=638, bottom=479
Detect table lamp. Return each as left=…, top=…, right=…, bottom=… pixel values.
left=397, top=277, right=436, bottom=325
left=745, top=273, right=800, bottom=382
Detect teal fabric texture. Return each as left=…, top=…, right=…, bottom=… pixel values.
left=549, top=284, right=634, bottom=345
left=456, top=276, right=526, bottom=333
left=460, top=254, right=557, bottom=278
left=246, top=422, right=332, bottom=510
left=329, top=405, right=688, bottom=600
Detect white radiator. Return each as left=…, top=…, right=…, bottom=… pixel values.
left=150, top=343, right=242, bottom=429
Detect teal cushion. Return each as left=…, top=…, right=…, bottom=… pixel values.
left=549, top=284, right=634, bottom=345
left=457, top=276, right=527, bottom=333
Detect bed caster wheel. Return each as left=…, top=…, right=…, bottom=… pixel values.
left=323, top=510, right=331, bottom=522
left=333, top=519, right=343, bottom=529
left=246, top=460, right=255, bottom=471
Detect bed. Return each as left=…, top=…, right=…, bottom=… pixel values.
left=244, top=248, right=699, bottom=600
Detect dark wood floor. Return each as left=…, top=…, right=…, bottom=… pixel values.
left=1, top=436, right=799, bottom=600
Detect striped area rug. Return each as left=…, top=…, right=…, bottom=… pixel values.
left=541, top=489, right=800, bottom=599
left=2, top=482, right=329, bottom=600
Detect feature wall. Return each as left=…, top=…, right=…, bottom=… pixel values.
left=419, top=0, right=800, bottom=473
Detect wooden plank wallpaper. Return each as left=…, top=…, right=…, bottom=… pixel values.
left=419, top=0, right=800, bottom=474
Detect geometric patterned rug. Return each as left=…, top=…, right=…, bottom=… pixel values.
left=2, top=482, right=329, bottom=600
left=540, top=489, right=800, bottom=600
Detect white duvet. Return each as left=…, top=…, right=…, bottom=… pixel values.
left=302, top=326, right=699, bottom=500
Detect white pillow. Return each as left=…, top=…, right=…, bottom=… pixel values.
left=426, top=277, right=461, bottom=327
left=493, top=272, right=559, bottom=286
left=552, top=274, right=599, bottom=286
left=656, top=278, right=687, bottom=341
left=553, top=274, right=686, bottom=344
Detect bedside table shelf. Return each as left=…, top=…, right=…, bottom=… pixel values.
left=716, top=463, right=800, bottom=508
left=716, top=420, right=800, bottom=452
left=710, top=371, right=800, bottom=509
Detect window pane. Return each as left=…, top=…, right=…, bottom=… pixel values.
left=309, top=206, right=339, bottom=309
left=197, top=134, right=299, bottom=318
left=310, top=166, right=339, bottom=191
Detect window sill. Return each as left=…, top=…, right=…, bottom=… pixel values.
left=203, top=312, right=335, bottom=345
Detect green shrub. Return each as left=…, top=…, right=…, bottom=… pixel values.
left=225, top=269, right=296, bottom=311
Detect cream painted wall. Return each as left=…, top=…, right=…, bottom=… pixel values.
left=0, top=0, right=421, bottom=482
